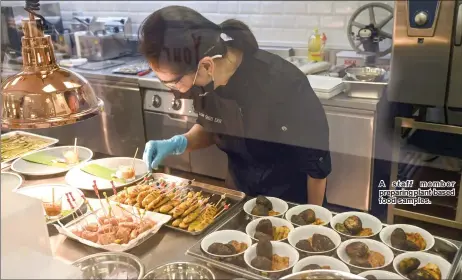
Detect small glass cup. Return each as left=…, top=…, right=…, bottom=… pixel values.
left=62, top=149, right=79, bottom=164
left=42, top=195, right=63, bottom=219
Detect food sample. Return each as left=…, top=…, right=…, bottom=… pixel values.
left=254, top=219, right=290, bottom=241
left=345, top=242, right=385, bottom=268
left=290, top=209, right=324, bottom=225
left=111, top=178, right=229, bottom=233
left=1, top=133, right=53, bottom=162
left=391, top=228, right=427, bottom=251
left=398, top=258, right=442, bottom=280
left=43, top=201, right=62, bottom=217
left=115, top=166, right=135, bottom=180
left=296, top=233, right=336, bottom=252
left=207, top=240, right=248, bottom=256
left=71, top=214, right=156, bottom=245
left=251, top=240, right=290, bottom=271
left=251, top=195, right=280, bottom=216
left=334, top=215, right=373, bottom=237
left=63, top=150, right=79, bottom=164
left=302, top=264, right=331, bottom=271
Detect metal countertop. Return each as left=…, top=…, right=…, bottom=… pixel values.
left=15, top=172, right=236, bottom=279
left=1, top=57, right=379, bottom=112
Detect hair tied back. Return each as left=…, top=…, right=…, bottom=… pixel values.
left=220, top=33, right=234, bottom=42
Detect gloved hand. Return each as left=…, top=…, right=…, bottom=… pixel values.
left=142, top=135, right=188, bottom=170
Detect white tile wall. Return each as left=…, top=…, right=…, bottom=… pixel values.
left=3, top=0, right=395, bottom=49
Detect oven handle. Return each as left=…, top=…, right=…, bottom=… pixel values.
left=145, top=111, right=188, bottom=123
left=456, top=3, right=462, bottom=46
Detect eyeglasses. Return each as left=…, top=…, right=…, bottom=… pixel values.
left=158, top=75, right=185, bottom=90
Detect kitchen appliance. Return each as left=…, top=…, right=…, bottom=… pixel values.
left=344, top=3, right=393, bottom=99
left=1, top=0, right=104, bottom=129
left=70, top=14, right=94, bottom=32
left=141, top=85, right=228, bottom=179
left=75, top=16, right=132, bottom=61
left=386, top=1, right=462, bottom=231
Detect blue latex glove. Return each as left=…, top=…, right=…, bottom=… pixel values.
left=142, top=135, right=188, bottom=170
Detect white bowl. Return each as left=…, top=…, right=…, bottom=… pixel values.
left=292, top=255, right=350, bottom=273
left=393, top=251, right=451, bottom=280
left=243, top=197, right=289, bottom=219
left=330, top=212, right=383, bottom=238
left=379, top=224, right=435, bottom=253
left=201, top=230, right=252, bottom=258
left=246, top=217, right=294, bottom=242
left=244, top=241, right=300, bottom=273
left=285, top=205, right=332, bottom=227
left=358, top=270, right=404, bottom=279
left=288, top=225, right=341, bottom=255
left=337, top=239, right=394, bottom=270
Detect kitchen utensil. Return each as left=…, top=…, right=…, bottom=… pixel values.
left=72, top=252, right=144, bottom=279
left=143, top=262, right=215, bottom=279
left=0, top=172, right=23, bottom=190
left=243, top=196, right=288, bottom=219
left=292, top=255, right=350, bottom=274
left=345, top=67, right=386, bottom=82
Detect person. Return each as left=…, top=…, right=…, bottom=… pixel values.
left=139, top=6, right=331, bottom=204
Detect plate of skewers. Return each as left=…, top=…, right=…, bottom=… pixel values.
left=111, top=176, right=233, bottom=235
left=54, top=184, right=171, bottom=252
left=65, top=148, right=149, bottom=190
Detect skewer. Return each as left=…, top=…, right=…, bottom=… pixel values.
left=74, top=138, right=77, bottom=153
left=213, top=203, right=230, bottom=219
left=110, top=181, right=117, bottom=196
left=92, top=180, right=108, bottom=217
left=131, top=147, right=139, bottom=170
left=52, top=187, right=55, bottom=206
left=103, top=192, right=113, bottom=217
left=214, top=194, right=226, bottom=207
left=68, top=192, right=85, bottom=217
left=124, top=187, right=137, bottom=216
left=80, top=194, right=102, bottom=226
left=65, top=193, right=86, bottom=229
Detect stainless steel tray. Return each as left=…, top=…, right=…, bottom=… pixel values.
left=1, top=131, right=59, bottom=169
left=186, top=202, right=461, bottom=280
left=114, top=173, right=246, bottom=236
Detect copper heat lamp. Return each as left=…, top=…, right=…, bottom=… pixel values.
left=1, top=0, right=103, bottom=129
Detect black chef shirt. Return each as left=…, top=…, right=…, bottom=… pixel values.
left=193, top=49, right=331, bottom=204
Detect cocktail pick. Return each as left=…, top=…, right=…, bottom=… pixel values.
left=103, top=192, right=113, bottom=217
left=110, top=181, right=117, bottom=196
left=214, top=203, right=230, bottom=219
left=92, top=180, right=107, bottom=217
left=68, top=192, right=85, bottom=217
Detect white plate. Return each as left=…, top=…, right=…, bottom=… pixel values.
left=379, top=224, right=435, bottom=253
left=243, top=197, right=289, bottom=219
left=244, top=241, right=299, bottom=274
left=14, top=183, right=85, bottom=224
left=308, top=75, right=344, bottom=93
left=358, top=270, right=404, bottom=279
left=285, top=205, right=332, bottom=227
left=337, top=239, right=394, bottom=270
left=246, top=216, right=294, bottom=242
left=330, top=211, right=383, bottom=239
left=11, top=146, right=93, bottom=176
left=1, top=131, right=59, bottom=168
left=288, top=225, right=341, bottom=255
left=0, top=172, right=23, bottom=190
left=56, top=203, right=171, bottom=252
left=393, top=251, right=451, bottom=280
left=201, top=230, right=252, bottom=258
left=65, top=157, right=148, bottom=190
left=292, top=255, right=350, bottom=273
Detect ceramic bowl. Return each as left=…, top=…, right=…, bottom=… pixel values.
left=285, top=205, right=332, bottom=227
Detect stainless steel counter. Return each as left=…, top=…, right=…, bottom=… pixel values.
left=16, top=172, right=236, bottom=279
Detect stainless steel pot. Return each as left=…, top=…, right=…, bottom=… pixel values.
left=72, top=252, right=144, bottom=279
left=143, top=262, right=215, bottom=279
left=280, top=269, right=366, bottom=280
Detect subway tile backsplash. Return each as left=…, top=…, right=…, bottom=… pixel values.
left=3, top=0, right=395, bottom=49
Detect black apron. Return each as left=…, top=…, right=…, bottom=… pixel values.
left=193, top=91, right=308, bottom=204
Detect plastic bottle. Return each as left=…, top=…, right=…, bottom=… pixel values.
left=308, top=28, right=323, bottom=62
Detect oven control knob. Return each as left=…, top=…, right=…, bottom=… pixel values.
left=152, top=95, right=161, bottom=108
left=172, top=99, right=182, bottom=111
left=414, top=11, right=428, bottom=26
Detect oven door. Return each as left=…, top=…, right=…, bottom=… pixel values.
left=447, top=1, right=462, bottom=110
left=143, top=111, right=191, bottom=172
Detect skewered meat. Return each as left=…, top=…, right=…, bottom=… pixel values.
left=115, top=227, right=131, bottom=244
left=118, top=216, right=133, bottom=223
left=137, top=190, right=152, bottom=206
left=129, top=229, right=139, bottom=240
left=98, top=232, right=117, bottom=245
left=84, top=223, right=99, bottom=232
left=72, top=229, right=83, bottom=238
left=119, top=222, right=137, bottom=230
left=142, top=192, right=159, bottom=207
left=81, top=231, right=98, bottom=243
left=97, top=224, right=118, bottom=234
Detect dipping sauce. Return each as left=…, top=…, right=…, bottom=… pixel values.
left=43, top=202, right=62, bottom=217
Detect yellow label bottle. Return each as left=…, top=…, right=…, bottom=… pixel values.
left=308, top=28, right=323, bottom=62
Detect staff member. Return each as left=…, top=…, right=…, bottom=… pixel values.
left=140, top=6, right=331, bottom=205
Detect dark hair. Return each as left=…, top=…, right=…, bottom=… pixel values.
left=139, top=6, right=258, bottom=74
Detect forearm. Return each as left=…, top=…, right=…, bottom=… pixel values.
left=307, top=176, right=327, bottom=205
left=184, top=124, right=215, bottom=152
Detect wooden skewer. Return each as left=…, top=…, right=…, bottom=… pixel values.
left=213, top=203, right=230, bottom=219
left=92, top=181, right=107, bottom=217
left=52, top=187, right=55, bottom=205
left=74, top=138, right=77, bottom=153
left=214, top=194, right=226, bottom=207
left=103, top=192, right=113, bottom=217
left=131, top=147, right=139, bottom=170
